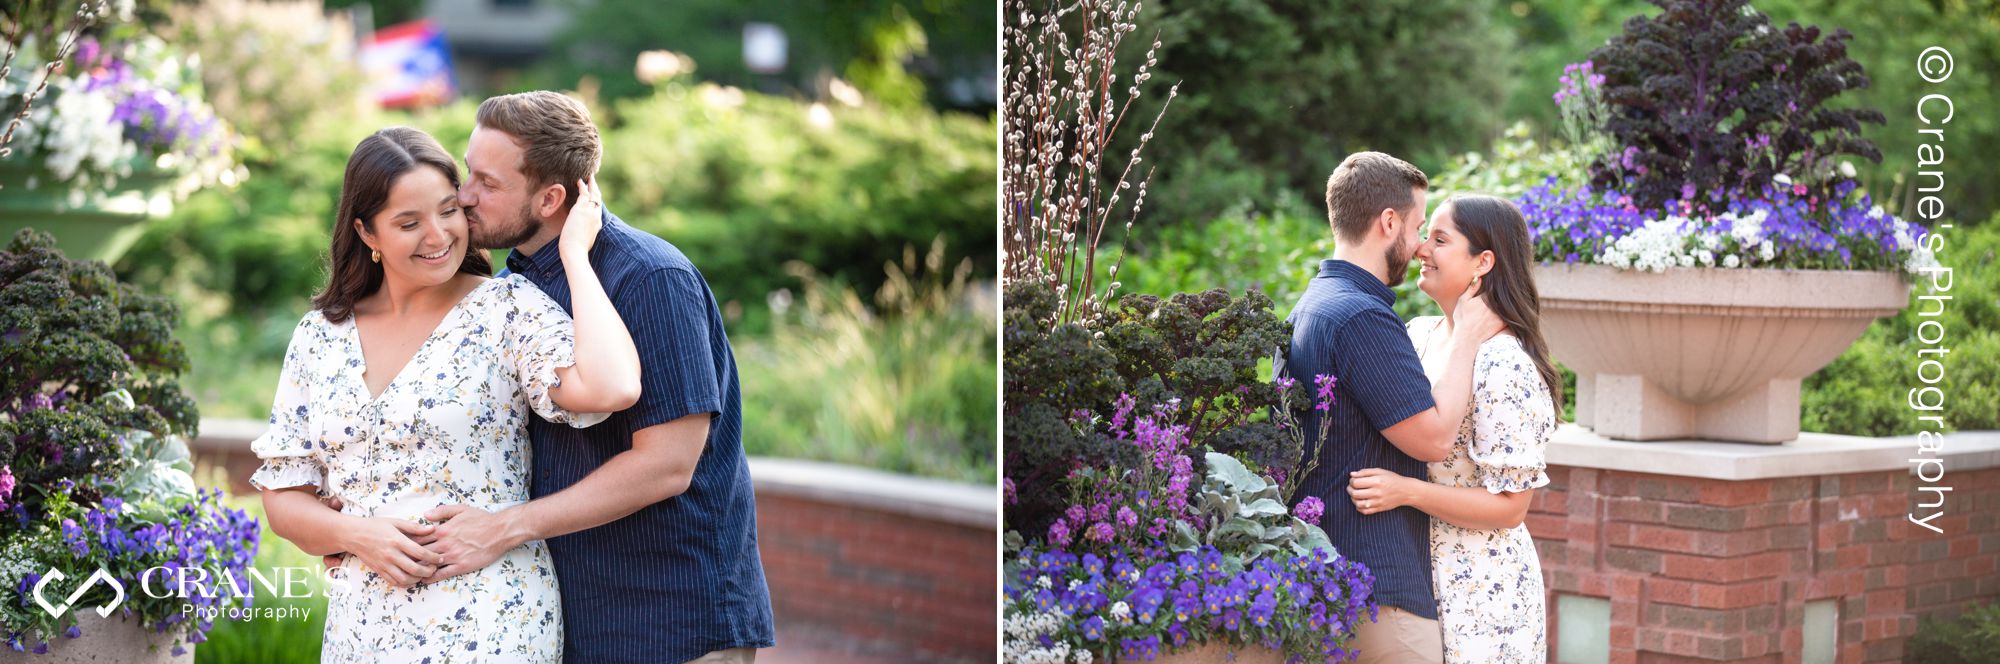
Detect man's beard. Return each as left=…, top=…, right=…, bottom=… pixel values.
left=1382, top=231, right=1416, bottom=288
left=467, top=201, right=541, bottom=250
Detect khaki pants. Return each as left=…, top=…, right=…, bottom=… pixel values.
left=1349, top=606, right=1443, bottom=664
left=686, top=648, right=758, bottom=664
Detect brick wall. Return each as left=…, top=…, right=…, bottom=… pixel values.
left=756, top=492, right=997, bottom=661
left=1529, top=464, right=2000, bottom=663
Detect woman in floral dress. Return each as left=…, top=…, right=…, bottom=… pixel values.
left=249, top=127, right=641, bottom=663
left=1347, top=195, right=1559, bottom=663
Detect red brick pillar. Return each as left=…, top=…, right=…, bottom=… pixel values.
left=1529, top=463, right=2000, bottom=664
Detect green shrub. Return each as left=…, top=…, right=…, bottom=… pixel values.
left=737, top=243, right=996, bottom=483
left=1002, top=281, right=1299, bottom=536
left=600, top=81, right=995, bottom=331
left=1908, top=600, right=2000, bottom=664
left=1111, top=0, right=1515, bottom=223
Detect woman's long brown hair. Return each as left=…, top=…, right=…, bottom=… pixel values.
left=312, top=127, right=492, bottom=323
left=1446, top=195, right=1564, bottom=415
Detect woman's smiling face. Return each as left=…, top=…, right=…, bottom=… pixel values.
left=1416, top=201, right=1493, bottom=305
left=356, top=165, right=468, bottom=289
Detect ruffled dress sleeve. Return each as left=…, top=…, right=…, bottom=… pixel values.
left=1469, top=339, right=1556, bottom=494
left=501, top=275, right=613, bottom=428
left=249, top=313, right=328, bottom=491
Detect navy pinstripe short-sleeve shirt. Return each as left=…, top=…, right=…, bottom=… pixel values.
left=504, top=209, right=775, bottom=663
left=1281, top=259, right=1440, bottom=621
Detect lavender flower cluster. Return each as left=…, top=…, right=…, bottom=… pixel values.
left=74, top=38, right=226, bottom=159
left=1005, top=391, right=1373, bottom=663
left=5, top=35, right=239, bottom=196
left=1516, top=176, right=1935, bottom=274
left=0, top=488, right=259, bottom=655
left=1551, top=61, right=1604, bottom=105
left=1046, top=396, right=1198, bottom=553
left=1004, top=543, right=1376, bottom=663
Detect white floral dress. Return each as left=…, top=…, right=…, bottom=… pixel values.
left=1408, top=317, right=1551, bottom=664
left=250, top=276, right=608, bottom=664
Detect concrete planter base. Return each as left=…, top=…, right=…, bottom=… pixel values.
left=0, top=159, right=175, bottom=265
left=1531, top=264, right=1909, bottom=443
left=0, top=613, right=193, bottom=664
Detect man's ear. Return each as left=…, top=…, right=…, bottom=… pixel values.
left=535, top=182, right=567, bottom=220
left=1375, top=207, right=1400, bottom=241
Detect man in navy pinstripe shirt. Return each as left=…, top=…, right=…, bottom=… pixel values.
left=420, top=91, right=775, bottom=663
left=1282, top=152, right=1498, bottom=664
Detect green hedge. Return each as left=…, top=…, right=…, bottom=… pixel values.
left=599, top=82, right=996, bottom=332
left=1908, top=600, right=2000, bottom=664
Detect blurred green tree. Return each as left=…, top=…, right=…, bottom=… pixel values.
left=1110, top=0, right=1516, bottom=226
left=529, top=0, right=995, bottom=111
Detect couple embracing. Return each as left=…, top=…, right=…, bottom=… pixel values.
left=248, top=91, right=775, bottom=663
left=1284, top=152, right=1561, bottom=663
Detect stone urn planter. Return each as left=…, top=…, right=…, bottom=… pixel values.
left=1531, top=263, right=1910, bottom=443
left=0, top=159, right=175, bottom=265
left=0, top=613, right=194, bottom=664
left=1155, top=641, right=1287, bottom=664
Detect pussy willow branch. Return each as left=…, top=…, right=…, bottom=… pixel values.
left=0, top=1, right=109, bottom=164
left=1002, top=0, right=1174, bottom=330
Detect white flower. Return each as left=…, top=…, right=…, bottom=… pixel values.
left=1758, top=240, right=1776, bottom=262
left=1723, top=254, right=1742, bottom=268
left=1036, top=575, right=1052, bottom=589
left=1839, top=161, right=1858, bottom=178
left=1110, top=601, right=1131, bottom=621
left=1730, top=209, right=1768, bottom=245
left=1773, top=173, right=1793, bottom=186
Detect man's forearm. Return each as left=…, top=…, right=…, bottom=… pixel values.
left=498, top=449, right=688, bottom=547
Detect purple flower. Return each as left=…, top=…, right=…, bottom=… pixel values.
left=1249, top=589, right=1279, bottom=627
left=1047, top=519, right=1073, bottom=546
left=1314, top=374, right=1339, bottom=411
left=61, top=519, right=88, bottom=557
left=1081, top=615, right=1106, bottom=641
left=1131, top=586, right=1166, bottom=623
left=1086, top=521, right=1115, bottom=544
left=1296, top=496, right=1326, bottom=525
left=1115, top=506, right=1138, bottom=529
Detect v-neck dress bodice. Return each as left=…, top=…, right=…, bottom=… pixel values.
left=1407, top=316, right=1553, bottom=663
left=250, top=274, right=607, bottom=663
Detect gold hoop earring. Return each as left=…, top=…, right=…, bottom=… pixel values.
left=371, top=249, right=381, bottom=263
